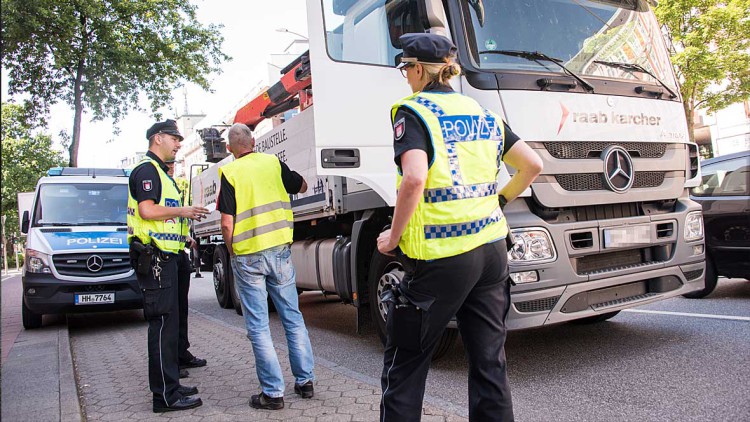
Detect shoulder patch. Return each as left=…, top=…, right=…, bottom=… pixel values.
left=394, top=117, right=406, bottom=141
left=142, top=180, right=152, bottom=192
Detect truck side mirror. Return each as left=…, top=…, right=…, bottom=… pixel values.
left=21, top=211, right=29, bottom=234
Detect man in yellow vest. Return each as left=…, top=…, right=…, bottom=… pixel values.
left=165, top=160, right=207, bottom=374
left=127, top=119, right=209, bottom=413
left=377, top=34, right=543, bottom=421
left=217, top=123, right=315, bottom=410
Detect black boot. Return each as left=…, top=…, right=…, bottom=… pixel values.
left=249, top=392, right=284, bottom=410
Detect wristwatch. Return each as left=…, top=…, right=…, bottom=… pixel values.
left=499, top=194, right=508, bottom=209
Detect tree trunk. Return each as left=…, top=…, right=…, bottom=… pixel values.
left=683, top=92, right=695, bottom=143
left=68, top=59, right=84, bottom=167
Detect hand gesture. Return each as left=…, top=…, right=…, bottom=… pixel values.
left=183, top=205, right=209, bottom=221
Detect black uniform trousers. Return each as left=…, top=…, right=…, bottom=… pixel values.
left=138, top=252, right=182, bottom=407
left=177, top=251, right=193, bottom=363
left=380, top=240, right=514, bottom=422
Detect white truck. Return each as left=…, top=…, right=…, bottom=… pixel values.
left=191, top=0, right=706, bottom=357
left=20, top=167, right=142, bottom=329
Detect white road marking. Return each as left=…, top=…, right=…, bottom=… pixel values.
left=623, top=309, right=750, bottom=322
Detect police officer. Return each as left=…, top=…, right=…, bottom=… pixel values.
left=128, top=119, right=209, bottom=412
left=165, top=160, right=208, bottom=373
left=377, top=33, right=543, bottom=422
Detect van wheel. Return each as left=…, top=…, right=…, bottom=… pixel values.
left=22, top=299, right=43, bottom=329
left=213, top=245, right=234, bottom=309
left=367, top=250, right=457, bottom=360
left=683, top=255, right=718, bottom=299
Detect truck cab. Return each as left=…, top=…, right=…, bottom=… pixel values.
left=20, top=167, right=142, bottom=329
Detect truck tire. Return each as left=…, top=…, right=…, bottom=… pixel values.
left=682, top=255, right=718, bottom=299
left=213, top=245, right=234, bottom=309
left=367, top=250, right=457, bottom=360
left=231, top=270, right=243, bottom=316
left=570, top=310, right=621, bottom=324
left=22, top=299, right=43, bottom=329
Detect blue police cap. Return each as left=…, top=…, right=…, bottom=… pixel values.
left=146, top=119, right=184, bottom=141
left=398, top=33, right=457, bottom=68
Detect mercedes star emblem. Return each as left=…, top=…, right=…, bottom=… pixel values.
left=87, top=255, right=104, bottom=272
left=602, top=146, right=634, bottom=193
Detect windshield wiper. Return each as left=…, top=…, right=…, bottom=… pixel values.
left=86, top=222, right=127, bottom=226
left=478, top=50, right=595, bottom=92
left=593, top=60, right=678, bottom=99
left=37, top=222, right=79, bottom=227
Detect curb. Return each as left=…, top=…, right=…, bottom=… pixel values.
left=59, top=320, right=84, bottom=422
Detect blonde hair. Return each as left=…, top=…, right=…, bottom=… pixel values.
left=420, top=59, right=461, bottom=85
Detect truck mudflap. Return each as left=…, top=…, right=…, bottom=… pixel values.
left=505, top=261, right=705, bottom=330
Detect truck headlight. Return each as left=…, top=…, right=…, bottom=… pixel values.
left=26, top=249, right=52, bottom=274
left=508, top=228, right=556, bottom=263
left=684, top=211, right=704, bottom=242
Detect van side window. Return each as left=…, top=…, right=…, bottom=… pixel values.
left=322, top=0, right=426, bottom=66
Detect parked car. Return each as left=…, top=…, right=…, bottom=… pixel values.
left=685, top=150, right=750, bottom=298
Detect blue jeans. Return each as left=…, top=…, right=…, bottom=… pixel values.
left=231, top=244, right=315, bottom=398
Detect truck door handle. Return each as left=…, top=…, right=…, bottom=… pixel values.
left=321, top=149, right=360, bottom=168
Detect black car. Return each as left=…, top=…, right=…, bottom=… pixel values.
left=686, top=150, right=750, bottom=298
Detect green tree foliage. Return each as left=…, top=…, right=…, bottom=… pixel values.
left=655, top=0, right=750, bottom=141
left=1, top=103, right=66, bottom=265
left=1, top=0, right=229, bottom=167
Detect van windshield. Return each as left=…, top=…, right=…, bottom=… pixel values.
left=33, top=183, right=128, bottom=227
left=459, top=0, right=678, bottom=92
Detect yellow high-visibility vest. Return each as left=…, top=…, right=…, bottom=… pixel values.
left=219, top=153, right=294, bottom=255
left=392, top=91, right=509, bottom=260
left=127, top=158, right=186, bottom=253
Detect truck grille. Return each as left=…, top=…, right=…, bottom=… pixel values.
left=52, top=252, right=131, bottom=277
left=544, top=142, right=667, bottom=159
left=555, top=172, right=665, bottom=191
left=574, top=247, right=672, bottom=275
left=515, top=296, right=560, bottom=313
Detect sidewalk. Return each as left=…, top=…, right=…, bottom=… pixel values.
left=69, top=308, right=467, bottom=421
left=1, top=273, right=82, bottom=422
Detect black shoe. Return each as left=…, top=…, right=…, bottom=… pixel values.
left=249, top=392, right=284, bottom=410
left=179, top=369, right=189, bottom=378
left=294, top=381, right=314, bottom=399
left=179, top=356, right=207, bottom=369
left=153, top=396, right=203, bottom=413
left=177, top=385, right=199, bottom=396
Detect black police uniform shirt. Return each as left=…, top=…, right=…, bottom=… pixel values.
left=129, top=151, right=181, bottom=205
left=217, top=152, right=305, bottom=216
left=392, top=83, right=520, bottom=169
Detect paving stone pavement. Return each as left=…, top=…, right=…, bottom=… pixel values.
left=69, top=309, right=468, bottom=421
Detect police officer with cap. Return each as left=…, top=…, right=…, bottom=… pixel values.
left=378, top=33, right=543, bottom=421
left=128, top=119, right=209, bottom=412
left=164, top=160, right=208, bottom=374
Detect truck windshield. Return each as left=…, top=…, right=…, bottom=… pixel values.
left=33, top=183, right=128, bottom=227
left=459, top=0, right=678, bottom=92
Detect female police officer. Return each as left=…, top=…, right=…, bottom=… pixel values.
left=377, top=33, right=543, bottom=422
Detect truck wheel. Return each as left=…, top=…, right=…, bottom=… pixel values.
left=682, top=255, right=718, bottom=299
left=22, top=299, right=43, bottom=329
left=213, top=245, right=234, bottom=309
left=571, top=311, right=621, bottom=324
left=231, top=270, right=243, bottom=316
left=367, top=250, right=457, bottom=360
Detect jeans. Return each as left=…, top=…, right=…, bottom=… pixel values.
left=231, top=244, right=315, bottom=398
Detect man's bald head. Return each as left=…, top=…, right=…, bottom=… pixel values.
left=227, top=123, right=254, bottom=157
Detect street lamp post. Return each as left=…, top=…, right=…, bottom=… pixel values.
left=275, top=28, right=309, bottom=40
left=1, top=215, right=7, bottom=275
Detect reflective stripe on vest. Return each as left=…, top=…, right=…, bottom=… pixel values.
left=127, top=158, right=185, bottom=253
left=393, top=92, right=509, bottom=260
left=219, top=153, right=294, bottom=255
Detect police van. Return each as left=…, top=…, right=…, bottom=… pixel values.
left=20, top=167, right=142, bottom=329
